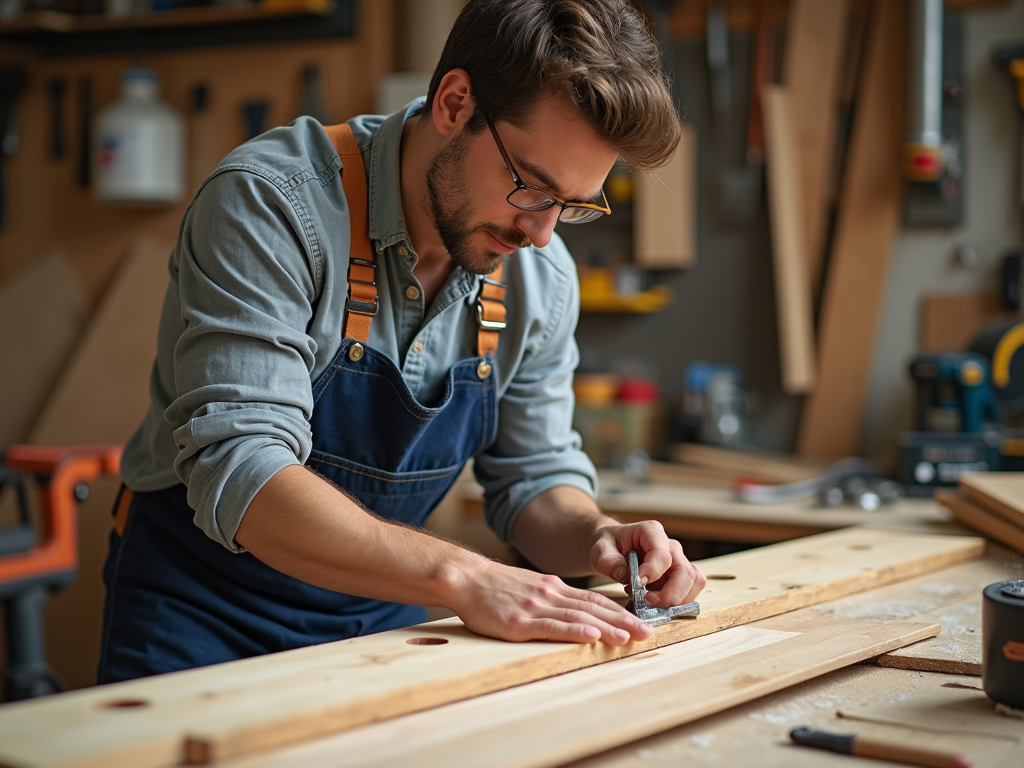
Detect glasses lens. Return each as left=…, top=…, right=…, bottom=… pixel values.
left=508, top=187, right=556, bottom=212
left=559, top=206, right=605, bottom=224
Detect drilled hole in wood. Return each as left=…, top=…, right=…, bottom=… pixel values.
left=405, top=637, right=448, bottom=645
left=98, top=699, right=149, bottom=710
left=849, top=544, right=872, bottom=551
left=706, top=574, right=736, bottom=580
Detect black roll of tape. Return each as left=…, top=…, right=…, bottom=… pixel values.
left=982, top=580, right=1024, bottom=710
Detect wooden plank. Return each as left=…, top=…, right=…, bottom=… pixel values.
left=763, top=85, right=817, bottom=394
left=815, top=550, right=1023, bottom=676
left=633, top=122, right=697, bottom=269
left=0, top=527, right=982, bottom=768
left=220, top=614, right=938, bottom=768
left=0, top=250, right=87, bottom=447
left=28, top=236, right=173, bottom=690
left=959, top=472, right=1024, bottom=530
left=796, top=0, right=907, bottom=458
left=670, top=442, right=830, bottom=482
left=783, top=0, right=849, bottom=301
left=920, top=293, right=1015, bottom=352
left=937, top=489, right=1024, bottom=556
left=877, top=596, right=982, bottom=674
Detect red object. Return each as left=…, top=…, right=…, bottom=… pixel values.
left=0, top=444, right=122, bottom=587
left=617, top=378, right=660, bottom=404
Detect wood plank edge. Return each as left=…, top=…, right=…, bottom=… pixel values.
left=959, top=482, right=1024, bottom=531
left=876, top=651, right=981, bottom=676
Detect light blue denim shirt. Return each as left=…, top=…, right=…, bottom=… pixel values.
left=120, top=99, right=598, bottom=553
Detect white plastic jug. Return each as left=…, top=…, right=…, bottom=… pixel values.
left=93, top=68, right=185, bottom=206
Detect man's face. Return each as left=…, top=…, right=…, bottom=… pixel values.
left=425, top=95, right=619, bottom=275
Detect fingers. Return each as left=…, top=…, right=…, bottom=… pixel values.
left=643, top=541, right=708, bottom=607
left=514, top=576, right=652, bottom=645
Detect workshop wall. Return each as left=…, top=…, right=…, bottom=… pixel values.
left=573, top=0, right=1024, bottom=460
left=863, top=0, right=1024, bottom=459
left=0, top=1, right=395, bottom=303
left=0, top=0, right=397, bottom=690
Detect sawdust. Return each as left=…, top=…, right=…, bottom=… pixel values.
left=689, top=733, right=715, bottom=749
left=995, top=704, right=1024, bottom=720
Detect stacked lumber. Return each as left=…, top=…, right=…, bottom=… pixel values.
left=0, top=527, right=982, bottom=768
left=936, top=473, right=1024, bottom=555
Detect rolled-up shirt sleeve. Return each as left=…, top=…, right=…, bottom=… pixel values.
left=165, top=169, right=321, bottom=552
left=473, top=248, right=598, bottom=544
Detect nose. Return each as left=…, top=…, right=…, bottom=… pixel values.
left=514, top=206, right=562, bottom=249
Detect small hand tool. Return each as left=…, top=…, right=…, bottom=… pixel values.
left=625, top=550, right=700, bottom=627
left=790, top=726, right=973, bottom=768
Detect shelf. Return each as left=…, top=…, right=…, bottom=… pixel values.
left=578, top=268, right=673, bottom=314
left=0, top=0, right=354, bottom=56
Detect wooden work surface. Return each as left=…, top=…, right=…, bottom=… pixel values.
left=220, top=545, right=1020, bottom=768
left=461, top=471, right=955, bottom=544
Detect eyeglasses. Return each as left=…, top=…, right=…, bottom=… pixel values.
left=484, top=113, right=611, bottom=224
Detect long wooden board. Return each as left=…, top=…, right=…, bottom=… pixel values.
left=763, top=84, right=817, bottom=394
left=937, top=489, right=1024, bottom=556
left=796, top=0, right=907, bottom=457
left=0, top=250, right=87, bottom=447
left=783, top=0, right=849, bottom=301
left=633, top=122, right=696, bottom=269
left=0, top=528, right=982, bottom=768
left=815, top=550, right=1022, bottom=676
left=959, top=473, right=1024, bottom=530
left=222, top=613, right=938, bottom=768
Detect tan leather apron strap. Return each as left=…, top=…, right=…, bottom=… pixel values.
left=323, top=123, right=376, bottom=344
left=113, top=487, right=133, bottom=536
left=476, top=262, right=507, bottom=359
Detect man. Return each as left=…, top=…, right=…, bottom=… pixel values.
left=98, top=0, right=706, bottom=683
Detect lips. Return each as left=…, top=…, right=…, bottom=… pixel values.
left=485, top=231, right=521, bottom=254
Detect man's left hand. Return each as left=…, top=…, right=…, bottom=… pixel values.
left=589, top=520, right=706, bottom=607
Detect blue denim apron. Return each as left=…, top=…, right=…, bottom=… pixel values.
left=97, top=124, right=506, bottom=683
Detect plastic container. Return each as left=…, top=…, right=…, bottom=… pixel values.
left=93, top=68, right=186, bottom=206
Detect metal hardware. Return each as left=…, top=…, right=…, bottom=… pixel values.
left=346, top=297, right=378, bottom=316
left=625, top=549, right=700, bottom=627
left=476, top=361, right=493, bottom=380
left=348, top=343, right=364, bottom=362
left=482, top=275, right=506, bottom=289
left=476, top=302, right=506, bottom=331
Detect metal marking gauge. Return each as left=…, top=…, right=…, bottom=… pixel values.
left=625, top=550, right=701, bottom=626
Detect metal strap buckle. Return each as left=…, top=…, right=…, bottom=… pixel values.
left=349, top=258, right=377, bottom=287
left=476, top=301, right=506, bottom=331
left=347, top=297, right=379, bottom=316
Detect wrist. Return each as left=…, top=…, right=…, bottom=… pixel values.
left=430, top=547, right=489, bottom=614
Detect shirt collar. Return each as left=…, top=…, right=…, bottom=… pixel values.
left=367, top=97, right=425, bottom=250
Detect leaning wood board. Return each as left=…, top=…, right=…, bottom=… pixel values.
left=0, top=528, right=982, bottom=768
left=29, top=236, right=174, bottom=690
left=796, top=0, right=907, bottom=458
left=633, top=122, right=696, bottom=269
left=782, top=0, right=849, bottom=301
left=937, top=489, right=1024, bottom=556
left=221, top=612, right=938, bottom=768
left=763, top=84, right=817, bottom=394
left=959, top=473, right=1024, bottom=530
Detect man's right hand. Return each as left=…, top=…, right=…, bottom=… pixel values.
left=445, top=558, right=653, bottom=646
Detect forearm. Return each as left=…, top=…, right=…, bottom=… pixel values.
left=234, top=464, right=482, bottom=610
left=510, top=486, right=618, bottom=577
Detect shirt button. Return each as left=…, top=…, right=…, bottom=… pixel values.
left=405, top=285, right=421, bottom=301
left=412, top=341, right=424, bottom=354
left=398, top=245, right=409, bottom=256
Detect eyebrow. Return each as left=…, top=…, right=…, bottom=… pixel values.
left=511, top=152, right=605, bottom=205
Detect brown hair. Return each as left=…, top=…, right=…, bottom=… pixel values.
left=425, top=0, right=681, bottom=171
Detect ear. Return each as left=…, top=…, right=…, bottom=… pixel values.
left=431, top=69, right=474, bottom=137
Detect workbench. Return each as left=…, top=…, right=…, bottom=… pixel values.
left=461, top=469, right=956, bottom=544
left=1, top=523, right=1019, bottom=768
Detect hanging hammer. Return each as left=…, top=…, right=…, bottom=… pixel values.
left=993, top=43, right=1024, bottom=220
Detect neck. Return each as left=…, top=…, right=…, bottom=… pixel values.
left=400, top=115, right=455, bottom=283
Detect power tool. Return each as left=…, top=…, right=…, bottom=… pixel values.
left=898, top=352, right=1002, bottom=496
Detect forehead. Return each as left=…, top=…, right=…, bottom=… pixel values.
left=492, top=94, right=618, bottom=199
